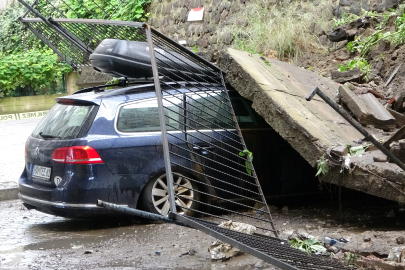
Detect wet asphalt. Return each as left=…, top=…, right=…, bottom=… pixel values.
left=0, top=118, right=42, bottom=188
left=0, top=200, right=274, bottom=270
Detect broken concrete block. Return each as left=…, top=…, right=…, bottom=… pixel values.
left=334, top=48, right=350, bottom=60
left=390, top=140, right=405, bottom=163
left=344, top=82, right=356, bottom=91
left=331, top=67, right=366, bottom=83
left=393, top=89, right=405, bottom=112
left=339, top=86, right=396, bottom=130
left=331, top=145, right=349, bottom=156
left=388, top=108, right=405, bottom=128
left=384, top=125, right=405, bottom=149
left=373, top=151, right=388, bottom=162
left=328, top=18, right=368, bottom=42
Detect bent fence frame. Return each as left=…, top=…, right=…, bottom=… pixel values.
left=17, top=1, right=354, bottom=269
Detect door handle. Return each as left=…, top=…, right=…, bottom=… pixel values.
left=192, top=145, right=215, bottom=155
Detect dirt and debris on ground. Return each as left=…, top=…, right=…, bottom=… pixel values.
left=1, top=191, right=405, bottom=270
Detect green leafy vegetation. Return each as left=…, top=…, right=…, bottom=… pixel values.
left=0, top=3, right=44, bottom=54
left=337, top=9, right=405, bottom=78
left=337, top=58, right=371, bottom=79
left=193, top=45, right=198, bottom=53
left=264, top=60, right=271, bottom=66
left=385, top=13, right=405, bottom=45
left=333, top=11, right=359, bottom=28
left=0, top=0, right=152, bottom=97
left=347, top=31, right=385, bottom=58
left=344, top=253, right=359, bottom=266
left=63, top=0, right=151, bottom=21
left=346, top=143, right=371, bottom=157
left=0, top=50, right=72, bottom=97
left=239, top=149, right=253, bottom=176
left=290, top=238, right=327, bottom=254
left=316, top=154, right=329, bottom=177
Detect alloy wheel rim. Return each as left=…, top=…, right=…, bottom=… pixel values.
left=151, top=173, right=194, bottom=216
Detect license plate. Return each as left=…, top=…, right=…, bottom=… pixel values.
left=32, top=165, right=51, bottom=181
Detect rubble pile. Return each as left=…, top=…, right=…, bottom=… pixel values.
left=303, top=8, right=405, bottom=169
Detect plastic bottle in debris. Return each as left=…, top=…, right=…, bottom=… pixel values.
left=322, top=237, right=347, bottom=248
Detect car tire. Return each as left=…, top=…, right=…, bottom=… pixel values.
left=141, top=173, right=200, bottom=217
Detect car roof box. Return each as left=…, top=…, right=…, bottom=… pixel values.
left=90, top=39, right=215, bottom=82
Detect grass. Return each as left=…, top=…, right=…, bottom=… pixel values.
left=225, top=0, right=333, bottom=61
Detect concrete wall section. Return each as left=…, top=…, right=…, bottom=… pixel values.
left=0, top=94, right=67, bottom=115
left=65, top=72, right=79, bottom=94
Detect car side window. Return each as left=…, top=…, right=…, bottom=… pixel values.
left=116, top=96, right=183, bottom=133
left=186, top=91, right=233, bottom=130
left=231, top=98, right=258, bottom=128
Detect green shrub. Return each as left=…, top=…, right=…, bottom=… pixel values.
left=0, top=50, right=72, bottom=97
left=0, top=3, right=44, bottom=54
left=346, top=31, right=384, bottom=58
left=63, top=0, right=151, bottom=21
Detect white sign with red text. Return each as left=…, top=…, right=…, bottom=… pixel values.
left=187, top=7, right=204, bottom=21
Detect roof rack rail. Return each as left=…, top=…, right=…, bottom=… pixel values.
left=72, top=77, right=156, bottom=95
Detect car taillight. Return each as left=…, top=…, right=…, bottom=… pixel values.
left=52, top=147, right=68, bottom=162
left=51, top=146, right=103, bottom=164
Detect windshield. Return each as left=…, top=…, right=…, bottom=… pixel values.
left=32, top=103, right=93, bottom=139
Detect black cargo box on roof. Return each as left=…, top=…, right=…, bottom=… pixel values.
left=90, top=39, right=215, bottom=82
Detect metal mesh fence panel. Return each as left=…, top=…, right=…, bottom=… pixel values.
left=145, top=27, right=277, bottom=234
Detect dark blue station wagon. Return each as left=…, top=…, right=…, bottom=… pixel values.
left=19, top=83, right=316, bottom=218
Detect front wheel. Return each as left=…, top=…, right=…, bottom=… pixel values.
left=141, top=173, right=200, bottom=216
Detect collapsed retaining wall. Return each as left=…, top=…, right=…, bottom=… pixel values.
left=217, top=48, right=405, bottom=204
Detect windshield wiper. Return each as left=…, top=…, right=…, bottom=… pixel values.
left=39, top=132, right=61, bottom=139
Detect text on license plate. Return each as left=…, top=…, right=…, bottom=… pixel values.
left=32, top=165, right=51, bottom=181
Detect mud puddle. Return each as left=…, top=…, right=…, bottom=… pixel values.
left=23, top=222, right=160, bottom=251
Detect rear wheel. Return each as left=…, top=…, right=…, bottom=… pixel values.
left=141, top=173, right=200, bottom=216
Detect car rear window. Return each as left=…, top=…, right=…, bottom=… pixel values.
left=32, top=103, right=93, bottom=139
left=116, top=97, right=183, bottom=133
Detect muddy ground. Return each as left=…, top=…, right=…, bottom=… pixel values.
left=1, top=191, right=404, bottom=270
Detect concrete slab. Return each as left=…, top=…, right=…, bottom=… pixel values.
left=339, top=86, right=395, bottom=130
left=218, top=48, right=405, bottom=203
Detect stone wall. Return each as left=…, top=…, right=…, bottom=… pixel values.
left=148, top=0, right=258, bottom=61
left=147, top=0, right=404, bottom=60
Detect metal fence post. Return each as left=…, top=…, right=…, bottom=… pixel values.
left=144, top=24, right=177, bottom=215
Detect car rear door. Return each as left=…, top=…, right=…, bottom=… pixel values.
left=185, top=91, right=246, bottom=198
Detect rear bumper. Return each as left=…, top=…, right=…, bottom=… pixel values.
left=18, top=193, right=129, bottom=218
